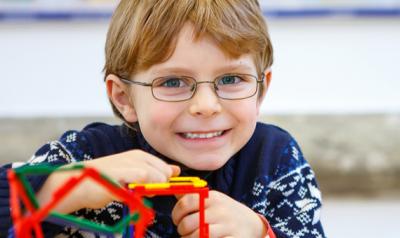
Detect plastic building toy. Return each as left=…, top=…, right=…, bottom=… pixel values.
left=129, top=177, right=209, bottom=237
left=8, top=164, right=154, bottom=238
left=7, top=164, right=209, bottom=238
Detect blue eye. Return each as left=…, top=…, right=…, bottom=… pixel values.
left=218, top=75, right=241, bottom=85
left=156, top=77, right=191, bottom=88
left=163, top=78, right=182, bottom=87
left=154, top=76, right=194, bottom=90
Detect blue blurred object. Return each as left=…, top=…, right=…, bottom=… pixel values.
left=263, top=7, right=400, bottom=18
left=0, top=10, right=112, bottom=21
left=1, top=0, right=400, bottom=21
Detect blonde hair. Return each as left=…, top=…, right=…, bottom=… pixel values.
left=104, top=0, right=273, bottom=121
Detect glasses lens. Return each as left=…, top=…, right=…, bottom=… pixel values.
left=152, top=76, right=195, bottom=101
left=215, top=74, right=258, bottom=99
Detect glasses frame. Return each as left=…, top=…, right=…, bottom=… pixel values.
left=119, top=73, right=264, bottom=102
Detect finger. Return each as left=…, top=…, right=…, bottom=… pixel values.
left=172, top=194, right=199, bottom=225
left=141, top=152, right=176, bottom=178
left=119, top=165, right=169, bottom=184
left=144, top=160, right=180, bottom=181
left=176, top=211, right=199, bottom=236
left=170, top=165, right=181, bottom=177
left=126, top=151, right=179, bottom=182
left=140, top=165, right=172, bottom=183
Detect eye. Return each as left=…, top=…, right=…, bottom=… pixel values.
left=163, top=78, right=181, bottom=87
left=217, top=75, right=242, bottom=85
left=155, top=77, right=191, bottom=88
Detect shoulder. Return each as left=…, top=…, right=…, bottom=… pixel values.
left=75, top=122, right=135, bottom=158
left=79, top=122, right=126, bottom=139
left=228, top=122, right=297, bottom=197
left=251, top=122, right=294, bottom=151
left=29, top=122, right=133, bottom=165
left=239, top=122, right=295, bottom=174
left=247, top=122, right=311, bottom=178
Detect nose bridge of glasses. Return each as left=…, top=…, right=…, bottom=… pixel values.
left=190, top=80, right=221, bottom=113
left=189, top=80, right=220, bottom=101
left=196, top=80, right=216, bottom=85
left=195, top=80, right=218, bottom=91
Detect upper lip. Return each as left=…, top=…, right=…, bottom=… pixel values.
left=177, top=129, right=229, bottom=134
left=181, top=130, right=222, bottom=133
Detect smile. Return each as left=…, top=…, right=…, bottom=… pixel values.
left=181, top=131, right=224, bottom=139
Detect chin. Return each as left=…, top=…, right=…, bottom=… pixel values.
left=181, top=155, right=229, bottom=171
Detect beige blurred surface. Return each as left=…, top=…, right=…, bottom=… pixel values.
left=1, top=114, right=399, bottom=198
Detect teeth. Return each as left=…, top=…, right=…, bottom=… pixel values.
left=183, top=131, right=223, bottom=139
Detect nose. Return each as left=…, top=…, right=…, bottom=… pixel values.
left=189, top=83, right=222, bottom=117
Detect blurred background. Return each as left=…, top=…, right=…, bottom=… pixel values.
left=0, top=0, right=399, bottom=237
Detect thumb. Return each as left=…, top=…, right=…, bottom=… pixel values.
left=170, top=165, right=181, bottom=177
left=170, top=166, right=183, bottom=200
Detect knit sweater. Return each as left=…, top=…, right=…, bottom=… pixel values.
left=0, top=122, right=325, bottom=238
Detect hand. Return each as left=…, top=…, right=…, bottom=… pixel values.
left=172, top=190, right=267, bottom=238
left=37, top=150, right=180, bottom=212
left=81, top=149, right=180, bottom=208
left=84, top=149, right=180, bottom=185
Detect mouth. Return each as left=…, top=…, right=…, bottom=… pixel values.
left=178, top=130, right=228, bottom=139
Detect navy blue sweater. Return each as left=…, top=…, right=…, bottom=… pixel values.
left=0, top=122, right=325, bottom=237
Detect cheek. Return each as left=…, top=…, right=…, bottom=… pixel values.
left=138, top=101, right=182, bottom=129
left=230, top=99, right=259, bottom=123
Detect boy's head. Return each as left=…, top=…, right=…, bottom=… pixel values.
left=104, top=0, right=274, bottom=170
left=105, top=0, right=273, bottom=118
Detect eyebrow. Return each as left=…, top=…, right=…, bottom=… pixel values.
left=152, top=67, right=194, bottom=77
left=215, top=64, right=254, bottom=74
left=152, top=64, right=254, bottom=77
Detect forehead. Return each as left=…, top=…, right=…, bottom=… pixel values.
left=148, top=23, right=257, bottom=77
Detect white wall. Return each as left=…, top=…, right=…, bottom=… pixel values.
left=0, top=18, right=399, bottom=117
left=267, top=18, right=400, bottom=114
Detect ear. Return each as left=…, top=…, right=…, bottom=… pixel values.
left=106, top=74, right=138, bottom=123
left=256, top=69, right=272, bottom=114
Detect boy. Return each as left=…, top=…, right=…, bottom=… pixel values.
left=0, top=0, right=325, bottom=237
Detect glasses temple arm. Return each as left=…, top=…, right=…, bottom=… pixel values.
left=120, top=78, right=152, bottom=87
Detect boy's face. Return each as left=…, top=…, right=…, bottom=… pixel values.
left=117, top=23, right=268, bottom=171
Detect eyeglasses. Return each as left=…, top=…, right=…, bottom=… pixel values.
left=120, top=73, right=264, bottom=102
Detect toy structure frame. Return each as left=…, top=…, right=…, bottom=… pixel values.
left=7, top=164, right=209, bottom=238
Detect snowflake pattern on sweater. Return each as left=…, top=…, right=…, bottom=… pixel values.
left=0, top=123, right=326, bottom=238
left=245, top=141, right=324, bottom=238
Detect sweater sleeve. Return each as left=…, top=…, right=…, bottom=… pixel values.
left=0, top=130, right=93, bottom=237
left=267, top=139, right=325, bottom=238
left=0, top=164, right=13, bottom=236
left=247, top=138, right=326, bottom=238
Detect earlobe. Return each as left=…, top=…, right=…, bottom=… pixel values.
left=105, top=74, right=138, bottom=123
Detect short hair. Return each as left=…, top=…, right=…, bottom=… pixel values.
left=104, top=0, right=273, bottom=121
